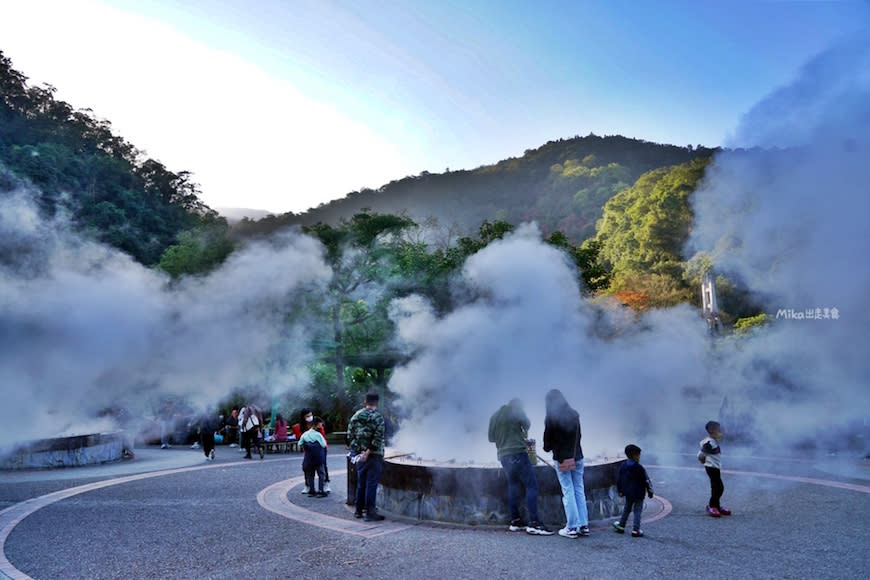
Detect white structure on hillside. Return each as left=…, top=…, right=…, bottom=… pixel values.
left=701, top=271, right=723, bottom=335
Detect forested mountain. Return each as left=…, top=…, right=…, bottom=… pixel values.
left=233, top=135, right=718, bottom=242
left=0, top=51, right=230, bottom=267
left=0, top=49, right=738, bottom=317
left=1, top=49, right=765, bottom=429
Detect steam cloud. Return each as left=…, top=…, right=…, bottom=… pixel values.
left=388, top=35, right=870, bottom=462
left=0, top=178, right=331, bottom=449
left=389, top=225, right=709, bottom=462
left=688, top=34, right=870, bottom=445
left=1, top=35, right=867, bottom=464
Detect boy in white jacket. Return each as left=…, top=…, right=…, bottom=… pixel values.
left=697, top=420, right=731, bottom=517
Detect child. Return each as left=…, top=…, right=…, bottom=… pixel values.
left=697, top=420, right=731, bottom=517
left=613, top=444, right=653, bottom=537
left=300, top=417, right=328, bottom=498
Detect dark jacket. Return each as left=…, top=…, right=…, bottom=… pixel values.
left=488, top=399, right=530, bottom=459
left=616, top=459, right=653, bottom=501
left=301, top=441, right=325, bottom=469
left=543, top=407, right=583, bottom=462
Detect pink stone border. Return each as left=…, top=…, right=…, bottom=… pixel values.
left=256, top=469, right=412, bottom=539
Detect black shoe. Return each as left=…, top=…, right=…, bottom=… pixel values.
left=244, top=454, right=252, bottom=459
left=307, top=492, right=317, bottom=497
left=316, top=491, right=328, bottom=497
left=526, top=521, right=554, bottom=536
left=613, top=522, right=625, bottom=534
left=508, top=518, right=527, bottom=532
left=364, top=513, right=385, bottom=522
left=354, top=511, right=364, bottom=519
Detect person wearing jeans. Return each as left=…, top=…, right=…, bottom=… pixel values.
left=489, top=398, right=553, bottom=535
left=348, top=393, right=386, bottom=522
left=356, top=452, right=384, bottom=515
left=543, top=389, right=589, bottom=538
left=614, top=443, right=654, bottom=537
left=499, top=451, right=543, bottom=526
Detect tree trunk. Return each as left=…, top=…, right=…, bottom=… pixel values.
left=332, top=302, right=347, bottom=417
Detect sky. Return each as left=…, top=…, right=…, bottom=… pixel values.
left=0, top=0, right=867, bottom=214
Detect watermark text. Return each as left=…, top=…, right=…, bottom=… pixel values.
left=775, top=307, right=839, bottom=320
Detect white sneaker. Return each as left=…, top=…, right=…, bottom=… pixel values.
left=191, top=442, right=200, bottom=449
left=229, top=443, right=238, bottom=448
left=558, top=527, right=579, bottom=539
left=324, top=482, right=331, bottom=493
left=209, top=449, right=215, bottom=461
left=301, top=486, right=310, bottom=494
left=160, top=444, right=169, bottom=449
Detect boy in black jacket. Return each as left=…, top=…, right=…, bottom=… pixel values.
left=613, top=444, right=653, bottom=537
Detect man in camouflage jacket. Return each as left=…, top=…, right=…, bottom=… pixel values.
left=348, top=393, right=386, bottom=521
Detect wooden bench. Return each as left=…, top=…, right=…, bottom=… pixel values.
left=264, top=439, right=298, bottom=454
left=325, top=431, right=347, bottom=445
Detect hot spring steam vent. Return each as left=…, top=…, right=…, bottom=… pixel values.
left=365, top=452, right=624, bottom=525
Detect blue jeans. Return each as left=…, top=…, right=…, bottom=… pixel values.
left=305, top=464, right=325, bottom=493
left=355, top=454, right=384, bottom=514
left=500, top=452, right=540, bottom=522
left=619, top=498, right=644, bottom=531
left=554, top=457, right=588, bottom=529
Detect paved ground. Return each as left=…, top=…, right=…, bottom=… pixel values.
left=1, top=446, right=868, bottom=579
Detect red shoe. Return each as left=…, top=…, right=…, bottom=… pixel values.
left=706, top=505, right=721, bottom=518
left=719, top=507, right=732, bottom=516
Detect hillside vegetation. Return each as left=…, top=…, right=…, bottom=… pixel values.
left=0, top=49, right=765, bottom=429
left=233, top=135, right=717, bottom=242
left=0, top=51, right=231, bottom=268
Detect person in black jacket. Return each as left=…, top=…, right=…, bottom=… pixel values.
left=614, top=444, right=654, bottom=537
left=543, top=389, right=589, bottom=538
left=195, top=410, right=219, bottom=461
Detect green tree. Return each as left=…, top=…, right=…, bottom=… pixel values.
left=304, top=212, right=416, bottom=418
left=0, top=50, right=217, bottom=266
left=594, top=157, right=711, bottom=308
left=158, top=217, right=234, bottom=278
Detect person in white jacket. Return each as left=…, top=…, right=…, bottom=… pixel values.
left=697, top=420, right=731, bottom=517
left=240, top=404, right=264, bottom=460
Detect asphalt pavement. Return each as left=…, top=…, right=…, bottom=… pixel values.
left=1, top=446, right=868, bottom=579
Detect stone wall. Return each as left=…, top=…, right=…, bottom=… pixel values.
left=0, top=432, right=126, bottom=470
left=377, top=458, right=625, bottom=526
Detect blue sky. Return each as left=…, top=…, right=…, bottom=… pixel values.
left=1, top=0, right=867, bottom=212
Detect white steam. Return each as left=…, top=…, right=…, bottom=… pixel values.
left=688, top=34, right=870, bottom=445
left=389, top=35, right=870, bottom=461
left=0, top=184, right=331, bottom=449
left=389, top=224, right=709, bottom=462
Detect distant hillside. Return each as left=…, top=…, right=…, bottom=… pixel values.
left=216, top=207, right=273, bottom=223
left=234, top=135, right=718, bottom=242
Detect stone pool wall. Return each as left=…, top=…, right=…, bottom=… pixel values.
left=0, top=432, right=126, bottom=470
left=377, top=458, right=625, bottom=526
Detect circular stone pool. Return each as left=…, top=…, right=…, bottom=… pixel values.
left=0, top=432, right=127, bottom=470
left=376, top=454, right=625, bottom=526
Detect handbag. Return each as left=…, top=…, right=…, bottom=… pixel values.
left=558, top=423, right=580, bottom=472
